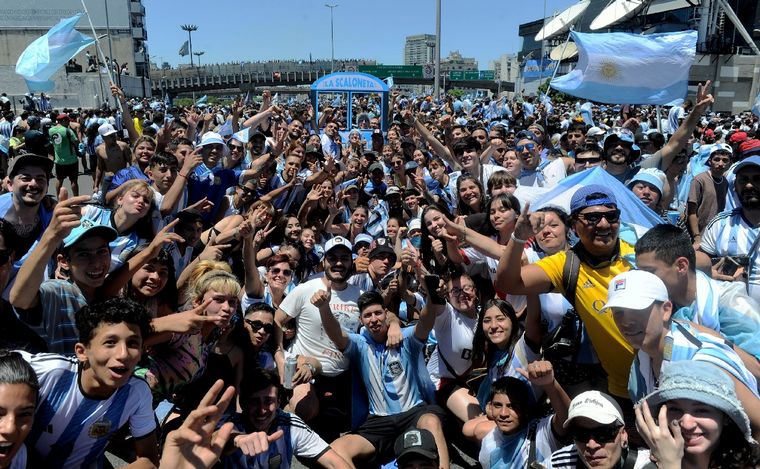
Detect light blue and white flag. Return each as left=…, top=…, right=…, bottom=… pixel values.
left=579, top=101, right=595, bottom=127
left=540, top=93, right=554, bottom=115
left=517, top=166, right=663, bottom=245
left=752, top=90, right=760, bottom=119
left=232, top=127, right=250, bottom=144
left=178, top=40, right=189, bottom=57
left=551, top=30, right=697, bottom=105
left=384, top=76, right=394, bottom=88
left=195, top=95, right=208, bottom=105
left=15, top=13, right=95, bottom=92
left=217, top=119, right=233, bottom=138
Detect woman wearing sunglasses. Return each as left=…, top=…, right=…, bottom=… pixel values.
left=241, top=302, right=278, bottom=371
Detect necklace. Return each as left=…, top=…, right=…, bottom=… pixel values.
left=711, top=174, right=724, bottom=184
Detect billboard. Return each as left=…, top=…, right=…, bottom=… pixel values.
left=0, top=0, right=131, bottom=29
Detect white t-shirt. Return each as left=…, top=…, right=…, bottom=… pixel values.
left=426, top=303, right=478, bottom=387
left=278, top=277, right=363, bottom=376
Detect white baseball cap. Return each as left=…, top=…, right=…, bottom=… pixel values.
left=98, top=123, right=117, bottom=137
left=602, top=270, right=669, bottom=312
left=324, top=236, right=352, bottom=255
left=564, top=390, right=623, bottom=428
left=408, top=218, right=422, bottom=233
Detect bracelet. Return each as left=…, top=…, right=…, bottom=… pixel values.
left=511, top=233, right=529, bottom=245
left=178, top=172, right=187, bottom=179
left=303, top=362, right=317, bottom=375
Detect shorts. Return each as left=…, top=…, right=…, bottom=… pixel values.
left=434, top=377, right=464, bottom=407
left=355, top=404, right=446, bottom=462
left=55, top=162, right=78, bottom=180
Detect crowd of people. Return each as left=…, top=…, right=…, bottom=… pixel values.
left=0, top=77, right=759, bottom=469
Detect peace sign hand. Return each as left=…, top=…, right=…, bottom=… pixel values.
left=512, top=201, right=544, bottom=243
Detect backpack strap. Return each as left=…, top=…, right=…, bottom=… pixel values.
left=527, top=420, right=539, bottom=467
left=562, top=248, right=581, bottom=309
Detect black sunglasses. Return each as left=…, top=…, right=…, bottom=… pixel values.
left=245, top=319, right=275, bottom=334
left=578, top=209, right=621, bottom=225
left=269, top=267, right=293, bottom=277
left=576, top=157, right=602, bottom=165
left=571, top=425, right=622, bottom=444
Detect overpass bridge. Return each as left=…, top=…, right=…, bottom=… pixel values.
left=152, top=69, right=514, bottom=97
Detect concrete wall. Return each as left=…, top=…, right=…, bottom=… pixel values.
left=0, top=65, right=151, bottom=110
left=690, top=54, right=760, bottom=114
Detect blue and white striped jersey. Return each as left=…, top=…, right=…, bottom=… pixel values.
left=18, top=351, right=155, bottom=469
left=222, top=409, right=330, bottom=469
left=345, top=326, right=435, bottom=417
left=628, top=320, right=759, bottom=402
left=700, top=208, right=760, bottom=301
left=479, top=416, right=561, bottom=469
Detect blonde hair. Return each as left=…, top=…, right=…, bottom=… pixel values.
left=186, top=260, right=241, bottom=305
left=118, top=179, right=155, bottom=206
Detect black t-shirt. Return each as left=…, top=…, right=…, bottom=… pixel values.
left=24, top=129, right=51, bottom=156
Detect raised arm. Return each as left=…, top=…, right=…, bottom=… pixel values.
left=111, top=83, right=139, bottom=143
left=518, top=360, right=570, bottom=437
left=243, top=225, right=274, bottom=298
left=494, top=203, right=553, bottom=295
left=413, top=116, right=460, bottom=171
left=10, top=188, right=90, bottom=310
left=657, top=81, right=714, bottom=172
left=161, top=148, right=203, bottom=216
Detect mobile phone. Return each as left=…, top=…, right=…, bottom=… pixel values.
left=424, top=274, right=446, bottom=305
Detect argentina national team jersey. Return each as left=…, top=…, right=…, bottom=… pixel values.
left=17, top=351, right=155, bottom=469
left=700, top=209, right=760, bottom=301
left=345, top=327, right=434, bottom=416
left=82, top=205, right=143, bottom=272
left=222, top=409, right=329, bottom=469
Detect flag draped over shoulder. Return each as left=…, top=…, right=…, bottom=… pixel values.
left=15, top=13, right=95, bottom=92
left=551, top=30, right=697, bottom=105
left=179, top=41, right=189, bottom=57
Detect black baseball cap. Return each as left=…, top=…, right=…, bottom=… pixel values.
left=394, top=428, right=438, bottom=463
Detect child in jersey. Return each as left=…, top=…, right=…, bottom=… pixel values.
left=0, top=350, right=39, bottom=469
left=478, top=362, right=570, bottom=468
left=18, top=297, right=158, bottom=468
left=220, top=367, right=350, bottom=469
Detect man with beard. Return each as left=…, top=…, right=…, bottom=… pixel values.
left=273, top=237, right=364, bottom=437
left=602, top=82, right=713, bottom=189
left=698, top=156, right=760, bottom=302
left=0, top=155, right=55, bottom=291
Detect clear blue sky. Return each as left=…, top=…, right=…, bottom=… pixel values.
left=144, top=0, right=577, bottom=68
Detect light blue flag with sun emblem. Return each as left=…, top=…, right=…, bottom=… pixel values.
left=551, top=30, right=697, bottom=105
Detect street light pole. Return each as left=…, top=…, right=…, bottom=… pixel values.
left=325, top=4, right=338, bottom=73
left=434, top=0, right=441, bottom=101
left=194, top=51, right=205, bottom=67
left=181, top=24, right=198, bottom=67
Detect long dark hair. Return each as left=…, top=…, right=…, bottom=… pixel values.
left=419, top=203, right=454, bottom=275
left=484, top=193, right=520, bottom=237
left=122, top=245, right=178, bottom=312
left=708, top=419, right=760, bottom=468
left=456, top=174, right=486, bottom=217
left=472, top=299, right=521, bottom=367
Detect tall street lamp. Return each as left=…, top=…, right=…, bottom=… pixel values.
left=194, top=51, right=205, bottom=67
left=181, top=24, right=198, bottom=67
left=325, top=4, right=338, bottom=73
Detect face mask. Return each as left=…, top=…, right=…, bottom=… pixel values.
left=410, top=235, right=422, bottom=249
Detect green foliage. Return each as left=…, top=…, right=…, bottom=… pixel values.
left=538, top=79, right=572, bottom=104
left=448, top=88, right=466, bottom=99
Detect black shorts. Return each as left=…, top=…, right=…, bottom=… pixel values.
left=55, top=162, right=78, bottom=180
left=355, top=404, right=446, bottom=462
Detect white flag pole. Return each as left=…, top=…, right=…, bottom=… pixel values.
left=656, top=105, right=662, bottom=133
left=80, top=0, right=122, bottom=110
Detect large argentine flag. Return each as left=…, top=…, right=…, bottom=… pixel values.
left=551, top=30, right=697, bottom=105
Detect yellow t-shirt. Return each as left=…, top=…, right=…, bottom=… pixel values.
left=535, top=242, right=635, bottom=398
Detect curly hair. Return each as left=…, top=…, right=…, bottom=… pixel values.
left=708, top=419, right=760, bottom=468
left=75, top=298, right=151, bottom=345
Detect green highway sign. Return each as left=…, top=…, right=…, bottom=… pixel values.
left=358, top=65, right=422, bottom=78
left=479, top=70, right=495, bottom=79
left=448, top=70, right=479, bottom=80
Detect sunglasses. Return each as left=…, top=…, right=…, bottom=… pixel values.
left=0, top=249, right=11, bottom=266
left=238, top=186, right=255, bottom=195
left=269, top=267, right=292, bottom=277
left=450, top=285, right=476, bottom=297
left=515, top=143, right=536, bottom=153
left=576, top=157, right=602, bottom=165
left=229, top=144, right=245, bottom=152
left=571, top=425, right=622, bottom=444
left=245, top=319, right=275, bottom=334
left=578, top=209, right=621, bottom=225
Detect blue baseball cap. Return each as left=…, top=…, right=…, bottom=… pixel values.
left=63, top=218, right=117, bottom=249
left=570, top=185, right=617, bottom=215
